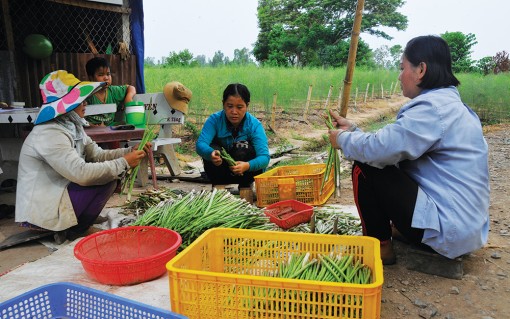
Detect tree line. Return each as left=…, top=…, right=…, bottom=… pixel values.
left=145, top=0, right=508, bottom=75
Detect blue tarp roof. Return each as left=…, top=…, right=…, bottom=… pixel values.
left=130, top=0, right=145, bottom=93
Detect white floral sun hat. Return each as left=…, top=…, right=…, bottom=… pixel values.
left=35, top=70, right=106, bottom=125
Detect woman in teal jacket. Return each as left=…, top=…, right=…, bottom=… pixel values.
left=196, top=83, right=270, bottom=188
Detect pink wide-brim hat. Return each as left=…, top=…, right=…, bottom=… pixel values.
left=35, top=70, right=106, bottom=124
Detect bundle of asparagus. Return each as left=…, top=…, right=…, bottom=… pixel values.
left=322, top=112, right=343, bottom=197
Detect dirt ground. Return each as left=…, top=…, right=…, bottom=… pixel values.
left=1, top=96, right=509, bottom=318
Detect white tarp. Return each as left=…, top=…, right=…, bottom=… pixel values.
left=0, top=204, right=360, bottom=312
left=0, top=238, right=172, bottom=310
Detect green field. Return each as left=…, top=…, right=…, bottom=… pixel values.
left=145, top=66, right=399, bottom=111
left=457, top=72, right=510, bottom=123
left=145, top=65, right=510, bottom=124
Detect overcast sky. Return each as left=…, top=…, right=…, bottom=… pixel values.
left=143, top=0, right=509, bottom=62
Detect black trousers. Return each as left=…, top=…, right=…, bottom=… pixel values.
left=352, top=161, right=424, bottom=244
left=203, top=141, right=262, bottom=187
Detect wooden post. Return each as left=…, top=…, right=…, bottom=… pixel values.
left=239, top=187, right=254, bottom=204
left=324, top=85, right=333, bottom=111
left=381, top=83, right=384, bottom=99
left=339, top=0, right=365, bottom=118
left=364, top=83, right=370, bottom=104
left=148, top=148, right=158, bottom=189
left=270, top=92, right=277, bottom=129
left=1, top=0, right=15, bottom=52
left=157, top=124, right=181, bottom=176
left=354, top=87, right=359, bottom=111
left=337, top=86, right=343, bottom=110
left=303, top=84, right=313, bottom=121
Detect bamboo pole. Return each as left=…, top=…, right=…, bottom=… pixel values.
left=339, top=0, right=365, bottom=118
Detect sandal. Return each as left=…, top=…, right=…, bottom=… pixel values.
left=54, top=231, right=68, bottom=245
left=19, top=222, right=48, bottom=232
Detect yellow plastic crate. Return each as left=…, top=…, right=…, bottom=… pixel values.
left=166, top=228, right=383, bottom=319
left=254, top=163, right=334, bottom=207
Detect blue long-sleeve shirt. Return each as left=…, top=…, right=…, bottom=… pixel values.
left=196, top=110, right=270, bottom=172
left=337, top=86, right=490, bottom=259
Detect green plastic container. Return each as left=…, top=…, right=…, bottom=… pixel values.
left=125, top=101, right=145, bottom=128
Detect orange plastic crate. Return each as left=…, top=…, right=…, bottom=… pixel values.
left=166, top=228, right=383, bottom=319
left=254, top=163, right=334, bottom=207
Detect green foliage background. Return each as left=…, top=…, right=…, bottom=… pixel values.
left=145, top=65, right=400, bottom=111
left=145, top=65, right=510, bottom=124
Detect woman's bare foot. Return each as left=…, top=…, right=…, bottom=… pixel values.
left=380, top=241, right=396, bottom=265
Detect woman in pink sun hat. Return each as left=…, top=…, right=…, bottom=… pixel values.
left=15, top=70, right=151, bottom=243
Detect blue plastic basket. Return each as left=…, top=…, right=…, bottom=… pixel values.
left=0, top=282, right=187, bottom=319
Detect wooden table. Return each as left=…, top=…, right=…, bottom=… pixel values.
left=84, top=126, right=159, bottom=187
left=84, top=126, right=180, bottom=189
left=1, top=95, right=185, bottom=187
left=0, top=104, right=116, bottom=124
left=84, top=126, right=145, bottom=143
left=0, top=105, right=117, bottom=184
left=84, top=93, right=186, bottom=185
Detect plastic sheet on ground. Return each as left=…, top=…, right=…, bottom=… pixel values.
left=0, top=204, right=360, bottom=311
left=0, top=238, right=171, bottom=310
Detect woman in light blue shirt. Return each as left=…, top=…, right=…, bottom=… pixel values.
left=196, top=83, right=270, bottom=189
left=328, top=35, right=490, bottom=265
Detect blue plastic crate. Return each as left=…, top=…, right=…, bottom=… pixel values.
left=0, top=282, right=187, bottom=319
